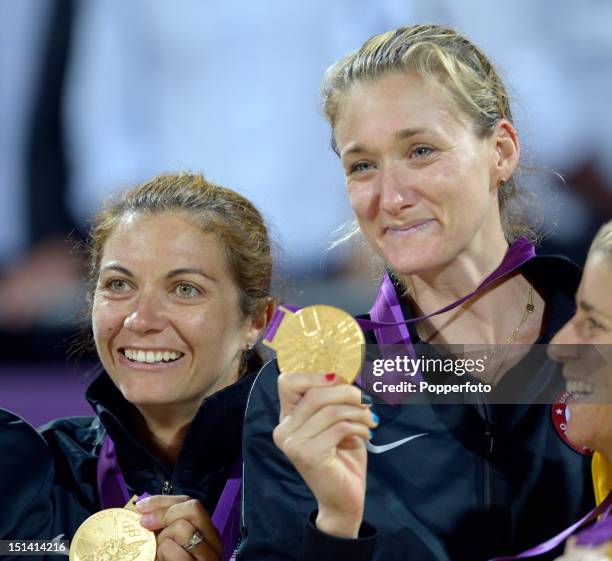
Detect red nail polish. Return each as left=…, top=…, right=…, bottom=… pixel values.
left=325, top=373, right=336, bottom=382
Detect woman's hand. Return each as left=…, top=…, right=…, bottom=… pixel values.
left=137, top=495, right=222, bottom=561
left=272, top=372, right=377, bottom=538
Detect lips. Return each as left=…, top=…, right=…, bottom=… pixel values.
left=116, top=347, right=186, bottom=369
left=384, top=219, right=435, bottom=236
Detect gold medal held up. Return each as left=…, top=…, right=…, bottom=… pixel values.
left=264, top=305, right=365, bottom=383
left=69, top=496, right=156, bottom=561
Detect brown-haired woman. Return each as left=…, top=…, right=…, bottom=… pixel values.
left=0, top=172, right=273, bottom=561
left=240, top=24, right=595, bottom=561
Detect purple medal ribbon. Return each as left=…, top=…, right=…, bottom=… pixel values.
left=97, top=434, right=137, bottom=509
left=97, top=435, right=242, bottom=560
left=361, top=236, right=536, bottom=333
left=264, top=237, right=536, bottom=403
left=364, top=237, right=534, bottom=402
left=575, top=498, right=612, bottom=547
left=211, top=457, right=243, bottom=561
left=488, top=492, right=612, bottom=560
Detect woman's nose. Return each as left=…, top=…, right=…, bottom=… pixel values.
left=123, top=291, right=168, bottom=334
left=379, top=163, right=417, bottom=215
left=548, top=320, right=581, bottom=363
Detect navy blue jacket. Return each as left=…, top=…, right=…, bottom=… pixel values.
left=1, top=371, right=254, bottom=560
left=239, top=256, right=594, bottom=561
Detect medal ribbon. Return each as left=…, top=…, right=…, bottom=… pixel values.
left=97, top=435, right=242, bottom=559
left=487, top=492, right=612, bottom=559
left=211, top=458, right=243, bottom=561
left=264, top=238, right=536, bottom=402
left=97, top=434, right=132, bottom=509
left=266, top=237, right=535, bottom=344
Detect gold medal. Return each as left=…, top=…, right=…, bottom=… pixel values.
left=69, top=497, right=156, bottom=561
left=264, top=305, right=365, bottom=383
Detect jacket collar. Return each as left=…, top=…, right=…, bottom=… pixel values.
left=85, top=370, right=255, bottom=480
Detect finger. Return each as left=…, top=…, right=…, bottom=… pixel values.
left=274, top=384, right=370, bottom=451
left=277, top=403, right=376, bottom=448
left=280, top=382, right=367, bottom=428
left=157, top=519, right=220, bottom=561
left=157, top=534, right=219, bottom=561
left=136, top=494, right=191, bottom=514
left=158, top=499, right=222, bottom=557
left=277, top=372, right=343, bottom=418
left=282, top=420, right=369, bottom=469
left=157, top=537, right=193, bottom=561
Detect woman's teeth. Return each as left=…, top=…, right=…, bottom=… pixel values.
left=123, top=349, right=183, bottom=364
left=566, top=380, right=595, bottom=397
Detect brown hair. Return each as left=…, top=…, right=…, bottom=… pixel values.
left=86, top=172, right=273, bottom=375
left=322, top=23, right=537, bottom=244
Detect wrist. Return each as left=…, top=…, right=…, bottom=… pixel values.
left=315, top=507, right=363, bottom=539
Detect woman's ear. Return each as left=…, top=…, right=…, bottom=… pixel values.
left=490, top=119, right=520, bottom=188
left=245, top=298, right=275, bottom=347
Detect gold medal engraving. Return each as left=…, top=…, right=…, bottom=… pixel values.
left=264, top=305, right=365, bottom=383
left=69, top=508, right=156, bottom=561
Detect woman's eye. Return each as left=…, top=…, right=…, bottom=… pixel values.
left=587, top=318, right=603, bottom=331
left=412, top=146, right=434, bottom=159
left=581, top=317, right=604, bottom=337
left=349, top=161, right=375, bottom=175
left=174, top=283, right=200, bottom=298
left=108, top=279, right=132, bottom=293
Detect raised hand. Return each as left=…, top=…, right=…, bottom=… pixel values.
left=272, top=372, right=377, bottom=538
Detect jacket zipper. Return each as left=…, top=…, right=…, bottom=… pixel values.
left=161, top=479, right=173, bottom=495
left=476, top=396, right=494, bottom=511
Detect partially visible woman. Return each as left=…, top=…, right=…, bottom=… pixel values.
left=0, top=173, right=273, bottom=560
left=548, top=220, right=612, bottom=560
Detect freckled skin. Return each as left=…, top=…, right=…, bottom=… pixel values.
left=334, top=72, right=508, bottom=278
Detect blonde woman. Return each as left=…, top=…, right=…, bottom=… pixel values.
left=548, top=222, right=612, bottom=560
left=240, top=25, right=594, bottom=561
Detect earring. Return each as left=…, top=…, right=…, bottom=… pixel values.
left=498, top=178, right=506, bottom=187
left=246, top=344, right=254, bottom=351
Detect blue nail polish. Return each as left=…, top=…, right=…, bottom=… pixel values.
left=371, top=412, right=379, bottom=425
left=369, top=429, right=375, bottom=439
left=361, top=393, right=373, bottom=405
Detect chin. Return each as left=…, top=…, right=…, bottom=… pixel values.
left=565, top=408, right=595, bottom=450
left=377, top=233, right=452, bottom=276
left=386, top=247, right=451, bottom=277
left=117, top=381, right=176, bottom=408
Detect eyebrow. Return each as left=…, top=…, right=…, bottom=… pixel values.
left=340, top=127, right=427, bottom=159
left=100, top=265, right=216, bottom=282
left=167, top=268, right=216, bottom=282
left=101, top=264, right=133, bottom=277
left=579, top=299, right=611, bottom=321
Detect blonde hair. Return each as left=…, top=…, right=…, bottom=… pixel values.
left=322, top=23, right=537, bottom=245
left=86, top=172, right=273, bottom=375
left=589, top=219, right=612, bottom=259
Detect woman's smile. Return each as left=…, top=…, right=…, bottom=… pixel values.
left=383, top=218, right=437, bottom=239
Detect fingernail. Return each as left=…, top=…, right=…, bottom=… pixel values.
left=369, top=429, right=375, bottom=439
left=324, top=373, right=336, bottom=382
left=361, top=393, right=373, bottom=405
left=134, top=497, right=150, bottom=512
left=139, top=514, right=155, bottom=526
left=371, top=412, right=379, bottom=425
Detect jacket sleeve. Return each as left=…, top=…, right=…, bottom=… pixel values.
left=238, top=361, right=377, bottom=561
left=0, top=409, right=54, bottom=541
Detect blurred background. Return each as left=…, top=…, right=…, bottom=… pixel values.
left=1, top=0, right=611, bottom=425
